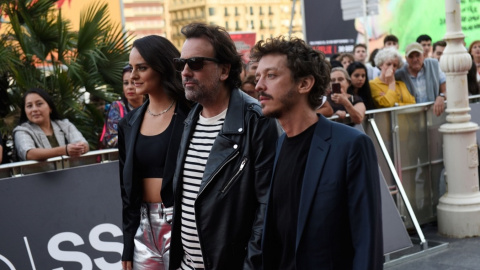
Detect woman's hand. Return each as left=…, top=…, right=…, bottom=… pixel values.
left=66, top=143, right=87, bottom=157
left=334, top=110, right=347, bottom=119
left=331, top=92, right=349, bottom=106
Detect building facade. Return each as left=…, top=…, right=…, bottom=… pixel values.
left=123, top=0, right=168, bottom=39
left=168, top=0, right=303, bottom=50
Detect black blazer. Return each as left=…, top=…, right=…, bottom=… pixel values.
left=118, top=100, right=190, bottom=261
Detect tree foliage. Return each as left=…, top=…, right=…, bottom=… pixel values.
left=0, top=0, right=132, bottom=149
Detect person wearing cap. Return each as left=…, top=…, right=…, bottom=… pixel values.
left=395, top=42, right=447, bottom=116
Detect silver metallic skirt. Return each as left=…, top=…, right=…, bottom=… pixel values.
left=133, top=202, right=172, bottom=270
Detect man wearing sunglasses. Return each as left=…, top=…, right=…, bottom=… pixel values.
left=169, top=22, right=279, bottom=270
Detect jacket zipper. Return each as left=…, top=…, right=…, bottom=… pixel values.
left=196, top=151, right=239, bottom=199
left=194, top=150, right=239, bottom=265
left=221, top=157, right=248, bottom=193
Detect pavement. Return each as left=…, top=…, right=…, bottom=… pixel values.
left=385, top=222, right=480, bottom=270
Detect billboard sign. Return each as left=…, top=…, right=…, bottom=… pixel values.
left=230, top=31, right=257, bottom=63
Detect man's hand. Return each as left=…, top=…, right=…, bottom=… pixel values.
left=433, top=96, right=445, bottom=116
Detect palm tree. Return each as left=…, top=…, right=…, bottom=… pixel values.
left=0, top=0, right=132, bottom=151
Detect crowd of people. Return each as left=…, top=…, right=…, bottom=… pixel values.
left=236, top=34, right=479, bottom=124
left=2, top=22, right=480, bottom=270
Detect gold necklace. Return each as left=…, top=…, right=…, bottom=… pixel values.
left=147, top=101, right=175, bottom=117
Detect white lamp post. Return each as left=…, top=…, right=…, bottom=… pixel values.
left=437, top=0, right=480, bottom=237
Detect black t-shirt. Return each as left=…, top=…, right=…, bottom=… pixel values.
left=328, top=93, right=363, bottom=113
left=266, top=122, right=316, bottom=270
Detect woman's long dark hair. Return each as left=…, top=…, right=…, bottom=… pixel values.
left=132, top=35, right=188, bottom=106
left=347, top=62, right=375, bottom=110
left=19, top=88, right=62, bottom=124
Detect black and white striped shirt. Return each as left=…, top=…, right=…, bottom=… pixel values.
left=179, top=109, right=227, bottom=270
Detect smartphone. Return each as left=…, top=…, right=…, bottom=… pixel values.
left=332, top=83, right=341, bottom=94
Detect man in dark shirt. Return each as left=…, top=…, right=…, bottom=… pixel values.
left=251, top=37, right=383, bottom=269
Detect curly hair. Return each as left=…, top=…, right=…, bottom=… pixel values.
left=181, top=23, right=242, bottom=90
left=250, top=36, right=331, bottom=109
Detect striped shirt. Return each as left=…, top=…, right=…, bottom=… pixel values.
left=179, top=109, right=227, bottom=270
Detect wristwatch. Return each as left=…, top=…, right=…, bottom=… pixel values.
left=439, top=93, right=446, bottom=99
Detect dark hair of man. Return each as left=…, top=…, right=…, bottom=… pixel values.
left=346, top=62, right=375, bottom=110
left=330, top=60, right=343, bottom=68
left=250, top=36, right=331, bottom=109
left=242, top=75, right=256, bottom=88
left=468, top=57, right=480, bottom=95
left=354, top=43, right=367, bottom=51
left=383, top=35, right=399, bottom=45
left=181, top=23, right=242, bottom=90
left=416, top=34, right=432, bottom=43
left=19, top=88, right=62, bottom=124
left=132, top=35, right=186, bottom=104
left=433, top=40, right=447, bottom=52
left=339, top=53, right=355, bottom=63
left=368, top=48, right=380, bottom=67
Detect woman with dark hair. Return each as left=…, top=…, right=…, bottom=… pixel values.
left=13, top=88, right=88, bottom=161
left=468, top=40, right=480, bottom=85
left=347, top=62, right=376, bottom=110
left=101, top=65, right=145, bottom=148
left=468, top=57, right=480, bottom=95
left=118, top=35, right=190, bottom=270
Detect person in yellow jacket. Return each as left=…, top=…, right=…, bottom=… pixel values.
left=370, top=48, right=416, bottom=108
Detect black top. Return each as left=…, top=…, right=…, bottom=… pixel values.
left=266, top=123, right=316, bottom=270
left=46, top=135, right=59, bottom=148
left=328, top=93, right=363, bottom=113
left=134, top=115, right=175, bottom=179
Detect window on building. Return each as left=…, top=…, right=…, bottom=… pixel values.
left=269, top=6, right=273, bottom=15
left=209, top=7, right=215, bottom=16
left=259, top=6, right=263, bottom=15
left=225, top=21, right=229, bottom=30
left=250, top=6, right=253, bottom=15
left=250, top=20, right=254, bottom=29
left=235, top=7, right=239, bottom=16
left=236, top=21, right=240, bottom=30
left=260, top=20, right=264, bottom=29
left=224, top=7, right=229, bottom=16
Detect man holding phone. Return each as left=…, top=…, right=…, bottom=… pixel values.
left=252, top=37, right=383, bottom=269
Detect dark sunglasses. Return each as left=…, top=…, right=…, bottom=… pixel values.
left=173, top=57, right=220, bottom=72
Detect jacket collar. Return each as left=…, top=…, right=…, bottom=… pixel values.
left=127, top=99, right=149, bottom=127
left=186, top=88, right=246, bottom=135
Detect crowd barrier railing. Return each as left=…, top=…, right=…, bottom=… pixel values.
left=2, top=95, right=480, bottom=228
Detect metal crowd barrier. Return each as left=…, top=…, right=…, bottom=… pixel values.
left=0, top=148, right=119, bottom=179
left=2, top=95, right=480, bottom=230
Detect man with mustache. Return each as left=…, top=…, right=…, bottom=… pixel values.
left=252, top=37, right=383, bottom=269
left=169, top=22, right=279, bottom=270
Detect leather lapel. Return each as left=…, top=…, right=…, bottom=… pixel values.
left=199, top=89, right=245, bottom=192
left=124, top=101, right=148, bottom=199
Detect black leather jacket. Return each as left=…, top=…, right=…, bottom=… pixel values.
left=118, top=100, right=190, bottom=261
left=170, top=89, right=279, bottom=270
